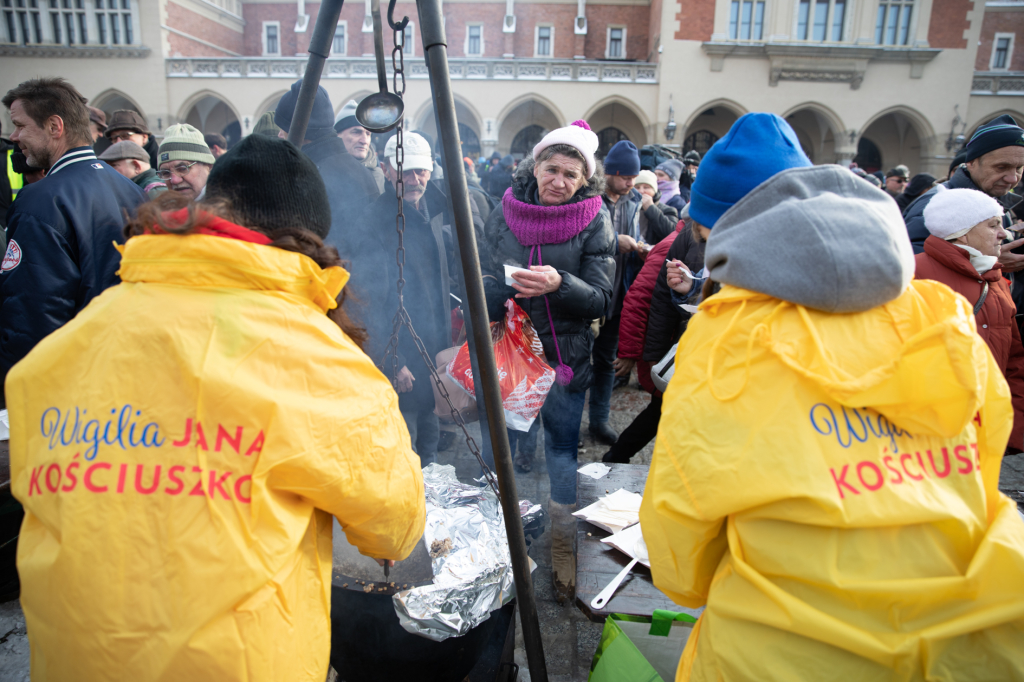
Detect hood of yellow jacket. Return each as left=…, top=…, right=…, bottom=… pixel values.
left=696, top=278, right=998, bottom=439
left=116, top=233, right=349, bottom=314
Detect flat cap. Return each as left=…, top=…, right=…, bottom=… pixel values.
left=98, top=140, right=151, bottom=163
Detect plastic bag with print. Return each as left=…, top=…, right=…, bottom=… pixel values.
left=446, top=300, right=555, bottom=431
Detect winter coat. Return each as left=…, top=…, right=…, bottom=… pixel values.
left=642, top=166, right=1024, bottom=681
left=642, top=225, right=706, bottom=362
left=618, top=223, right=683, bottom=393
left=639, top=194, right=679, bottom=246
left=0, top=146, right=144, bottom=383
left=482, top=165, right=513, bottom=198
left=904, top=166, right=1022, bottom=253
left=6, top=229, right=426, bottom=682
left=482, top=158, right=616, bottom=393
left=363, top=143, right=386, bottom=194
left=664, top=192, right=686, bottom=215
left=915, top=235, right=1024, bottom=450
left=348, top=181, right=471, bottom=411
left=604, top=188, right=643, bottom=317
left=302, top=135, right=380, bottom=248
left=131, top=166, right=167, bottom=199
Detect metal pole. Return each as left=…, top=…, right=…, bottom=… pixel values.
left=416, top=2, right=549, bottom=680
left=288, top=0, right=345, bottom=146
left=421, top=49, right=496, bottom=467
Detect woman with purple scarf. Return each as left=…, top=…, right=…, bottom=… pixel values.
left=482, top=120, right=616, bottom=605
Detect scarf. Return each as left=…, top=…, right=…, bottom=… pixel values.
left=658, top=179, right=680, bottom=202
left=502, top=188, right=603, bottom=246
left=952, top=243, right=997, bottom=274
left=502, top=187, right=602, bottom=386
left=150, top=208, right=273, bottom=245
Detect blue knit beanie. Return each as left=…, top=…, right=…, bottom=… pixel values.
left=275, top=79, right=337, bottom=140
left=688, top=113, right=812, bottom=229
left=604, top=140, right=641, bottom=176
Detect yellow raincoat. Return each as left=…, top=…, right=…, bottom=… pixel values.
left=640, top=281, right=1024, bottom=681
left=5, top=233, right=426, bottom=681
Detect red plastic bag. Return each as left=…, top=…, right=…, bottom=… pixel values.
left=447, top=300, right=555, bottom=431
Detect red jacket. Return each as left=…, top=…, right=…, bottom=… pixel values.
left=619, top=222, right=683, bottom=393
left=915, top=235, right=1024, bottom=450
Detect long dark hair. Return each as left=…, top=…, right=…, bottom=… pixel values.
left=124, top=193, right=367, bottom=348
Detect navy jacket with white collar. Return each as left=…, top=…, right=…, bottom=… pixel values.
left=0, top=146, right=145, bottom=383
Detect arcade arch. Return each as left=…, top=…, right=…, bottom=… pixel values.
left=682, top=99, right=746, bottom=145
left=585, top=99, right=648, bottom=156
left=497, top=98, right=563, bottom=158
left=783, top=104, right=844, bottom=164
left=91, top=89, right=144, bottom=122
left=179, top=93, right=241, bottom=147
left=414, top=97, right=483, bottom=159
left=856, top=107, right=935, bottom=175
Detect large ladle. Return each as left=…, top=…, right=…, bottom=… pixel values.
left=356, top=0, right=404, bottom=133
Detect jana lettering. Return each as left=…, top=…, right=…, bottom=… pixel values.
left=829, top=444, right=980, bottom=499
left=27, top=460, right=252, bottom=503
left=172, top=418, right=264, bottom=456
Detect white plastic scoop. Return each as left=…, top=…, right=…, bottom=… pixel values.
left=591, top=538, right=648, bottom=610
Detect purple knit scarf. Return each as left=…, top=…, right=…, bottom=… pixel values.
left=502, top=188, right=601, bottom=386
left=502, top=188, right=603, bottom=245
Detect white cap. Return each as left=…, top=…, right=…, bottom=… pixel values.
left=385, top=131, right=432, bottom=172
left=532, top=120, right=599, bottom=179
left=635, top=170, right=658, bottom=190
left=923, top=186, right=1003, bottom=241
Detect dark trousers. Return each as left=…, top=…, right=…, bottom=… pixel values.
left=400, top=406, right=439, bottom=466
left=589, top=315, right=621, bottom=425
left=603, top=394, right=662, bottom=463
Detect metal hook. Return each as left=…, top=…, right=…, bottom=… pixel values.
left=387, top=0, right=409, bottom=32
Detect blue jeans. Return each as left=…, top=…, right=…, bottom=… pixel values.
left=589, top=315, right=620, bottom=425
left=541, top=384, right=587, bottom=505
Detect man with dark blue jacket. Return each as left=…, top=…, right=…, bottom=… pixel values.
left=1, top=78, right=144, bottom=385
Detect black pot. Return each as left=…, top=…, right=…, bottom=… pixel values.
left=330, top=587, right=513, bottom=681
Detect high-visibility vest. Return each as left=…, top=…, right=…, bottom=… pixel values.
left=7, top=148, right=24, bottom=201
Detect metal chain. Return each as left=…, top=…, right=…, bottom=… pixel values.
left=379, top=26, right=499, bottom=497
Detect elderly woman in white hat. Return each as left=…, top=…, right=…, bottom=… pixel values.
left=915, top=186, right=1024, bottom=451
left=481, top=120, right=616, bottom=604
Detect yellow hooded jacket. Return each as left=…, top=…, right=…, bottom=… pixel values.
left=5, top=233, right=426, bottom=681
left=639, top=280, right=1024, bottom=681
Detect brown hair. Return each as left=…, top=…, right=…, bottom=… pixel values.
left=2, top=78, right=92, bottom=147
left=124, top=193, right=368, bottom=348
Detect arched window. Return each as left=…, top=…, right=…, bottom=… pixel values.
left=597, top=127, right=629, bottom=160
left=510, top=125, right=548, bottom=158
left=683, top=130, right=718, bottom=156
left=853, top=137, right=882, bottom=174
left=459, top=123, right=481, bottom=158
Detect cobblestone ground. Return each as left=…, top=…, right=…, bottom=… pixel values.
left=0, top=381, right=1022, bottom=681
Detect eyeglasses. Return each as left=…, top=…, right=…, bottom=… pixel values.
left=156, top=161, right=199, bottom=180
left=109, top=130, right=144, bottom=143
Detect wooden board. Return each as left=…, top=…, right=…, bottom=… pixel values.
left=575, top=462, right=702, bottom=623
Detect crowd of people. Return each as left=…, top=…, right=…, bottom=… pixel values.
left=2, top=75, right=1024, bottom=680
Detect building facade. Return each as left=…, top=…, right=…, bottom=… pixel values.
left=1, top=0, right=1023, bottom=176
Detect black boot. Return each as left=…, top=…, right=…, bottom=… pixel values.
left=589, top=422, right=619, bottom=445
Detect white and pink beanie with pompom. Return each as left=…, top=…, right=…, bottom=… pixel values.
left=532, top=120, right=599, bottom=179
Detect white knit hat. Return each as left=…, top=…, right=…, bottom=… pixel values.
left=635, top=170, right=657, bottom=190
left=532, top=120, right=599, bottom=179
left=923, top=186, right=1003, bottom=241
left=385, top=131, right=432, bottom=172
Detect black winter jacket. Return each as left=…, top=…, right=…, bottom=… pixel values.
left=643, top=225, right=706, bottom=363
left=0, top=146, right=144, bottom=383
left=904, top=166, right=1022, bottom=253
left=482, top=166, right=513, bottom=199
left=303, top=135, right=380, bottom=249
left=641, top=194, right=679, bottom=245
left=482, top=158, right=616, bottom=393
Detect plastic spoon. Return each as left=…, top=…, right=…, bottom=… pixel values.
left=355, top=0, right=405, bottom=133
left=591, top=538, right=648, bottom=610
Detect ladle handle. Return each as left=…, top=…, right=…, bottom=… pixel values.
left=591, top=558, right=638, bottom=610
left=370, top=0, right=389, bottom=94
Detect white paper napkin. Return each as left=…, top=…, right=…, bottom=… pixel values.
left=601, top=522, right=650, bottom=567
left=574, top=488, right=643, bottom=534
left=578, top=462, right=610, bottom=479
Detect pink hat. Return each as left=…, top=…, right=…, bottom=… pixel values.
left=532, top=120, right=599, bottom=179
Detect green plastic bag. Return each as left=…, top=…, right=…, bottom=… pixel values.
left=588, top=610, right=697, bottom=682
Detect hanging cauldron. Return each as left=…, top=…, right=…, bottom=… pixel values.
left=328, top=519, right=517, bottom=681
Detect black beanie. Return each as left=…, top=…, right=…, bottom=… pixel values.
left=274, top=79, right=337, bottom=140
left=964, top=114, right=1024, bottom=163
left=205, top=135, right=332, bottom=239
